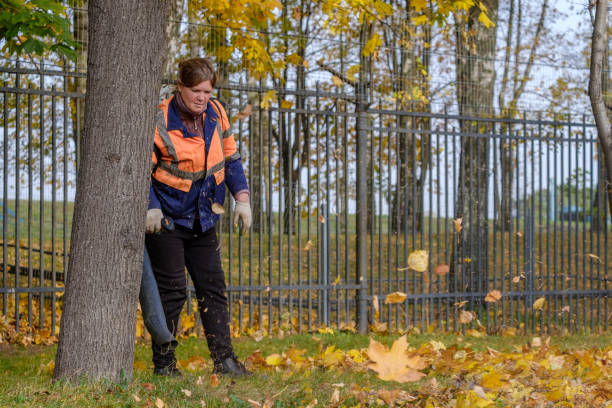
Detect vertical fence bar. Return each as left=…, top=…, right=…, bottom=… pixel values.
left=14, top=67, right=21, bottom=331
left=2, top=82, right=8, bottom=320
left=267, top=106, right=273, bottom=334
left=27, top=87, right=33, bottom=327
left=51, top=88, right=57, bottom=335
left=39, top=64, right=45, bottom=329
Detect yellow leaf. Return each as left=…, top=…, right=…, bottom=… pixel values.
left=411, top=0, right=428, bottom=12
left=407, top=250, right=428, bottom=272
left=434, top=264, right=449, bottom=276
left=155, top=398, right=166, bottom=408
left=347, top=349, right=366, bottom=363
left=211, top=203, right=225, bottom=214
left=181, top=389, right=192, bottom=397
left=182, top=314, right=195, bottom=331
left=317, top=327, right=334, bottom=335
left=532, top=297, right=546, bottom=311
left=481, top=371, right=503, bottom=389
left=465, top=329, right=485, bottom=338
left=484, top=290, right=501, bottom=303
left=478, top=11, right=495, bottom=28
left=366, top=335, right=426, bottom=383
left=385, top=292, right=407, bottom=304
left=133, top=394, right=141, bottom=402
left=280, top=100, right=293, bottom=109
left=331, top=76, right=344, bottom=87
left=587, top=253, right=601, bottom=263
left=265, top=354, right=283, bottom=366
left=362, top=33, right=381, bottom=57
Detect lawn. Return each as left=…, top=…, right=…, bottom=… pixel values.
left=0, top=332, right=610, bottom=407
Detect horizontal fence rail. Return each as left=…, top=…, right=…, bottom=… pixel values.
left=0, top=60, right=610, bottom=337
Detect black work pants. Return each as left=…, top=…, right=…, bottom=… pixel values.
left=145, top=223, right=233, bottom=369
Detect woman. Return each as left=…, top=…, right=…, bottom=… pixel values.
left=145, top=57, right=251, bottom=377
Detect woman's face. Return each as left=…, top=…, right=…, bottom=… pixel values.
left=178, top=80, right=213, bottom=114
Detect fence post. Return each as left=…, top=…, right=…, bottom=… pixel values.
left=356, top=98, right=369, bottom=334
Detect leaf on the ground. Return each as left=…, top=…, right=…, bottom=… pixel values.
left=533, top=297, right=546, bottom=311
left=454, top=217, right=462, bottom=232
left=385, top=292, right=407, bottom=304
left=210, top=374, right=219, bottom=387
left=200, top=401, right=207, bottom=408
left=329, top=388, right=340, bottom=404
left=434, top=264, right=450, bottom=276
left=247, top=399, right=261, bottom=407
left=141, top=382, right=155, bottom=391
left=155, top=398, right=166, bottom=408
left=367, top=335, right=426, bottom=383
left=377, top=389, right=402, bottom=406
left=265, top=353, right=283, bottom=366
left=181, top=389, right=192, bottom=397
left=459, top=310, right=474, bottom=324
left=531, top=337, right=542, bottom=348
left=317, top=327, right=334, bottom=334
left=454, top=300, right=469, bottom=308
left=196, top=375, right=203, bottom=385
left=339, top=321, right=357, bottom=333
left=407, top=250, right=428, bottom=272
left=561, top=305, right=570, bottom=313
left=133, top=394, right=141, bottom=402
left=484, top=290, right=502, bottom=303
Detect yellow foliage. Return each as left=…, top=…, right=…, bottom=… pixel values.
left=366, top=335, right=426, bottom=383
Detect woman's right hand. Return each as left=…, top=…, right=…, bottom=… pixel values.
left=145, top=208, right=164, bottom=233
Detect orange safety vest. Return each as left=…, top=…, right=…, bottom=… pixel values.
left=151, top=97, right=239, bottom=192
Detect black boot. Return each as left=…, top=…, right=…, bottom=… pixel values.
left=213, top=354, right=251, bottom=377
left=152, top=342, right=181, bottom=377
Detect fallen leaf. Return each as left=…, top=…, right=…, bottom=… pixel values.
left=133, top=394, right=141, bottom=402
left=155, top=398, right=165, bottom=408
left=247, top=399, right=261, bottom=408
left=265, top=354, right=283, bottom=366
left=385, top=292, right=407, bottom=304
left=377, top=389, right=402, bottom=406
left=434, top=264, right=450, bottom=276
left=210, top=374, right=219, bottom=387
left=561, top=305, right=570, bottom=313
left=484, top=290, right=502, bottom=303
left=587, top=253, right=601, bottom=263
left=459, top=310, right=474, bottom=324
left=407, top=250, right=428, bottom=272
left=329, top=388, right=340, bottom=404
left=533, top=297, right=546, bottom=311
left=234, top=104, right=253, bottom=121
left=372, top=295, right=380, bottom=320
left=181, top=389, right=192, bottom=397
left=512, top=275, right=521, bottom=283
left=141, top=383, right=155, bottom=391
left=211, top=203, right=225, bottom=214
left=454, top=300, right=469, bottom=308
left=303, top=240, right=312, bottom=251
left=454, top=217, right=462, bottom=232
left=367, top=335, right=426, bottom=383
left=531, top=337, right=542, bottom=348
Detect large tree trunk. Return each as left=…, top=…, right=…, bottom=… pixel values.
left=54, top=0, right=167, bottom=383
left=452, top=0, right=498, bottom=295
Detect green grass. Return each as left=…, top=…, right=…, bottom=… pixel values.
left=0, top=332, right=610, bottom=407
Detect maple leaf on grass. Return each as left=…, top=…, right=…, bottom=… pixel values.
left=367, top=335, right=426, bottom=383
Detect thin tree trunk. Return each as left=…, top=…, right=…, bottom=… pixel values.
left=589, top=0, right=612, bottom=220
left=164, top=0, right=184, bottom=79
left=452, top=0, right=499, bottom=295
left=54, top=0, right=167, bottom=382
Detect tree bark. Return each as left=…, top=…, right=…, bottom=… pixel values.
left=54, top=0, right=167, bottom=383
left=452, top=0, right=498, bottom=295
left=589, top=0, right=612, bottom=221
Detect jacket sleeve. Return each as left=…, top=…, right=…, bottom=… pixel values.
left=225, top=159, right=249, bottom=197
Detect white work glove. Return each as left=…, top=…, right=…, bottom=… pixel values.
left=233, top=201, right=252, bottom=234
left=145, top=208, right=163, bottom=234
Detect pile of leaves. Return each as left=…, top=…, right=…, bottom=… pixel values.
left=228, top=334, right=612, bottom=407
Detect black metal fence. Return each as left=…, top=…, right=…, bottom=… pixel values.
left=1, top=61, right=610, bottom=337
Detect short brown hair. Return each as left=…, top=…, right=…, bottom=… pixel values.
left=178, top=58, right=217, bottom=88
